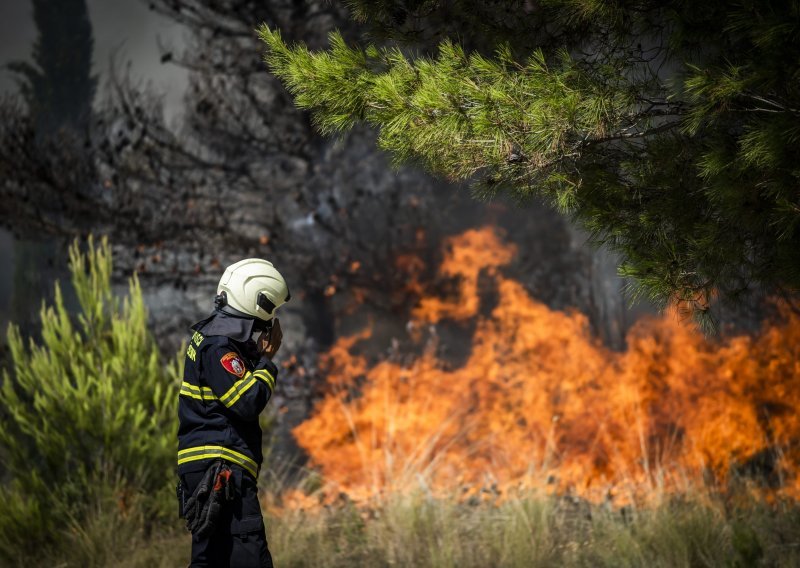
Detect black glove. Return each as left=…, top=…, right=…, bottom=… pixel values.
left=183, top=460, right=235, bottom=538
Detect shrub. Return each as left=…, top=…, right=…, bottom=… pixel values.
left=0, top=237, right=181, bottom=565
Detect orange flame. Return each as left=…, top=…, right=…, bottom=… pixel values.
left=293, top=228, right=800, bottom=505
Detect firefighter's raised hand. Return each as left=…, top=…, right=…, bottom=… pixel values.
left=260, top=318, right=282, bottom=360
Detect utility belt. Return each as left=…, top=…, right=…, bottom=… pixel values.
left=177, top=444, right=259, bottom=479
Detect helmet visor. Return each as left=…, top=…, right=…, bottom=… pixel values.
left=256, top=292, right=277, bottom=316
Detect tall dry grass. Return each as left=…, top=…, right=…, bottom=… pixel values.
left=266, top=488, right=799, bottom=567
left=16, top=465, right=796, bottom=567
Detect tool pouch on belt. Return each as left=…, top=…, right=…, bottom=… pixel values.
left=182, top=460, right=236, bottom=539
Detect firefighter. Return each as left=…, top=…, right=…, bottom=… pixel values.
left=176, top=258, right=290, bottom=567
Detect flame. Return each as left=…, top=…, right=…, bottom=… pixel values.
left=412, top=228, right=516, bottom=322
left=293, top=227, right=800, bottom=505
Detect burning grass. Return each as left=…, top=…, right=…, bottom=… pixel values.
left=293, top=227, right=800, bottom=506
left=260, top=223, right=800, bottom=565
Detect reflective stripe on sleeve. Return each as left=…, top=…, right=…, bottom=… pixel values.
left=177, top=445, right=259, bottom=478
left=179, top=381, right=217, bottom=402
left=219, top=372, right=259, bottom=408
left=253, top=369, right=275, bottom=390
left=180, top=370, right=269, bottom=407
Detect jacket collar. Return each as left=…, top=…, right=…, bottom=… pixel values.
left=191, top=309, right=255, bottom=343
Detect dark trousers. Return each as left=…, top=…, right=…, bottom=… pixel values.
left=180, top=464, right=274, bottom=568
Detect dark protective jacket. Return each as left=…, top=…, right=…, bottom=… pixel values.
left=177, top=310, right=278, bottom=479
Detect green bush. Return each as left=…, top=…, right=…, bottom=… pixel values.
left=0, top=237, right=181, bottom=565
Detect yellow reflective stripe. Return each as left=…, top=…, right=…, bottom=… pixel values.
left=225, top=375, right=258, bottom=407
left=180, top=388, right=203, bottom=401
left=177, top=445, right=258, bottom=477
left=219, top=372, right=259, bottom=408
left=177, top=452, right=257, bottom=478
left=179, top=382, right=217, bottom=402
left=180, top=382, right=214, bottom=395
left=253, top=369, right=275, bottom=390
left=253, top=371, right=273, bottom=390
left=178, top=444, right=254, bottom=464
left=180, top=372, right=266, bottom=406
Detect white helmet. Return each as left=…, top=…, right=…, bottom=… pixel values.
left=216, top=259, right=290, bottom=322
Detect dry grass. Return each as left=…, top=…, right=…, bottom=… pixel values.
left=266, top=489, right=800, bottom=568
left=8, top=480, right=798, bottom=567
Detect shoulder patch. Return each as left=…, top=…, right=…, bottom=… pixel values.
left=220, top=351, right=247, bottom=378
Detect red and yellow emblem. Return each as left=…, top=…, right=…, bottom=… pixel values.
left=220, top=352, right=246, bottom=377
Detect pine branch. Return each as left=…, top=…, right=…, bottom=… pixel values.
left=259, top=26, right=650, bottom=197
